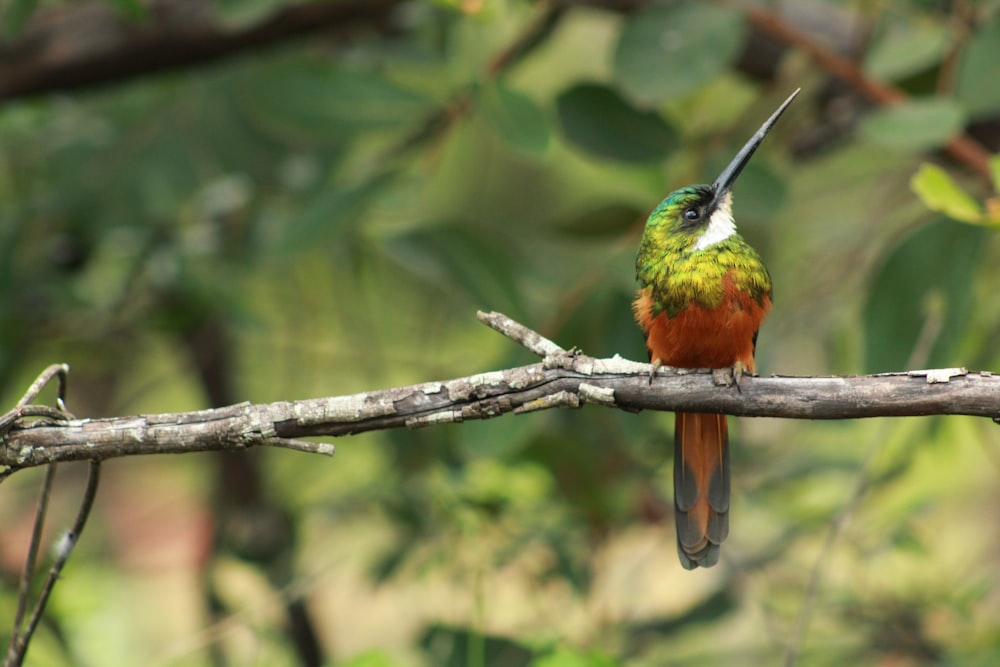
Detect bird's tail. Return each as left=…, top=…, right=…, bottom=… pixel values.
left=674, top=412, right=730, bottom=569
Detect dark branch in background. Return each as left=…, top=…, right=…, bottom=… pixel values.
left=1, top=0, right=992, bottom=188
left=2, top=312, right=998, bottom=473
left=0, top=0, right=405, bottom=101
left=4, top=0, right=991, bottom=181
left=745, top=6, right=994, bottom=180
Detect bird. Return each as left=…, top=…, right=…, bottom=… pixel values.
left=632, top=90, right=798, bottom=569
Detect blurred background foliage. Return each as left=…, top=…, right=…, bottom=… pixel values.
left=1, top=0, right=1000, bottom=665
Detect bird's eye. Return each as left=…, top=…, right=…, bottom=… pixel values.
left=683, top=208, right=700, bottom=222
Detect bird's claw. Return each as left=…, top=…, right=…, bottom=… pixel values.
left=729, top=361, right=758, bottom=394
left=648, top=358, right=662, bottom=385
left=712, top=362, right=749, bottom=392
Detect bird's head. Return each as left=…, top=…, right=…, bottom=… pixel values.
left=642, top=89, right=799, bottom=253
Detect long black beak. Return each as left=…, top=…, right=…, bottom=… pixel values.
left=711, top=89, right=799, bottom=208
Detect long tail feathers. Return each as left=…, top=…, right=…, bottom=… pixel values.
left=674, top=412, right=730, bottom=569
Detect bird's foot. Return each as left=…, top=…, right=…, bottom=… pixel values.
left=732, top=362, right=745, bottom=394
left=732, top=360, right=746, bottom=385
left=711, top=362, right=754, bottom=393
left=730, top=361, right=758, bottom=394
left=648, top=358, right=662, bottom=385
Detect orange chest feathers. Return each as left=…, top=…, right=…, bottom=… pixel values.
left=633, top=272, right=771, bottom=371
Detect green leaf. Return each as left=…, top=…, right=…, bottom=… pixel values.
left=530, top=647, right=618, bottom=667
left=278, top=178, right=387, bottom=253
left=860, top=99, right=965, bottom=152
left=420, top=625, right=533, bottom=667
left=109, top=0, right=147, bottom=20
left=864, top=219, right=986, bottom=372
left=555, top=83, right=679, bottom=163
left=239, top=63, right=433, bottom=144
left=864, top=20, right=949, bottom=81
left=990, top=154, right=1000, bottom=193
left=910, top=163, right=983, bottom=223
left=385, top=223, right=527, bottom=318
left=337, top=650, right=401, bottom=667
left=956, top=16, right=1000, bottom=118
left=551, top=204, right=644, bottom=238
left=613, top=3, right=746, bottom=105
left=479, top=83, right=551, bottom=156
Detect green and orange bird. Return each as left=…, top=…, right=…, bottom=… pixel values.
left=633, top=90, right=798, bottom=569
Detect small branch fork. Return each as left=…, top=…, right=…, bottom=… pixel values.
left=1, top=312, right=999, bottom=476
left=1, top=365, right=100, bottom=667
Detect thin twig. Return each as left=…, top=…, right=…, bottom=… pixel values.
left=1, top=366, right=76, bottom=483
left=271, top=438, right=335, bottom=456
left=5, top=462, right=101, bottom=667
left=2, top=363, right=83, bottom=667
left=0, top=364, right=71, bottom=438
left=476, top=310, right=565, bottom=358
left=0, top=406, right=73, bottom=437
left=14, top=364, right=69, bottom=409
left=6, top=465, right=57, bottom=664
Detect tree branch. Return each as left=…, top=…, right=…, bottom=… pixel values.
left=4, top=462, right=101, bottom=667
left=2, top=364, right=98, bottom=667
left=9, top=0, right=993, bottom=186
left=1, top=312, right=998, bottom=473
left=745, top=5, right=994, bottom=180
left=0, top=0, right=405, bottom=102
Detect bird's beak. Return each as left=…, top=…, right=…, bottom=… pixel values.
left=711, top=88, right=800, bottom=210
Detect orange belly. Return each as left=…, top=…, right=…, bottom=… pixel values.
left=633, top=272, right=771, bottom=371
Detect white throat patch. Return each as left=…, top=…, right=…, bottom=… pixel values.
left=692, top=194, right=736, bottom=251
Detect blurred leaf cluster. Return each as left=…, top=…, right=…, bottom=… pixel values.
left=2, top=0, right=1000, bottom=666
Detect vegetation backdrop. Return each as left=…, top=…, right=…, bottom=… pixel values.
left=2, top=0, right=1000, bottom=665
